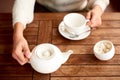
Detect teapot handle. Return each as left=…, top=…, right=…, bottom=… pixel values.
left=27, top=52, right=32, bottom=64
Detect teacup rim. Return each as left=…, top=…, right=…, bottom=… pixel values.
left=63, top=13, right=88, bottom=28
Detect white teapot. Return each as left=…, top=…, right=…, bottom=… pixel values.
left=29, top=43, right=73, bottom=74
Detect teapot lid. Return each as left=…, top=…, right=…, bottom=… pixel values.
left=33, top=43, right=55, bottom=60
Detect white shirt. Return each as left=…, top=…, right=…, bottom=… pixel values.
left=12, top=0, right=109, bottom=28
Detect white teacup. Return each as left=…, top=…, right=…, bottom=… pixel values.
left=93, top=40, right=115, bottom=61
left=63, top=13, right=89, bottom=35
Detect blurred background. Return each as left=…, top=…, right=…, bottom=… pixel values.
left=0, top=0, right=120, bottom=13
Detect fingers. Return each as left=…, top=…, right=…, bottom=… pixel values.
left=12, top=49, right=29, bottom=65
left=90, top=14, right=97, bottom=27
left=24, top=45, right=31, bottom=58
left=86, top=11, right=93, bottom=26
left=86, top=11, right=91, bottom=20
left=86, top=11, right=102, bottom=28
left=12, top=41, right=31, bottom=65
left=91, top=15, right=101, bottom=28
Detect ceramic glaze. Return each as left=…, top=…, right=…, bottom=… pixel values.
left=63, top=13, right=89, bottom=35
left=94, top=40, right=115, bottom=61
left=58, top=21, right=91, bottom=40
left=29, top=43, right=73, bottom=74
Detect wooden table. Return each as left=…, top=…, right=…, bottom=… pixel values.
left=0, top=12, right=120, bottom=80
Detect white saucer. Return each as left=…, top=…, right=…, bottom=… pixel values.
left=58, top=21, right=91, bottom=40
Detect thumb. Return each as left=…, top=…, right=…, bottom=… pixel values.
left=24, top=45, right=31, bottom=58
left=86, top=11, right=91, bottom=20
left=86, top=11, right=92, bottom=26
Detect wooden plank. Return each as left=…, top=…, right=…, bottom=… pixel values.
left=65, top=54, right=120, bottom=65
left=102, top=21, right=120, bottom=28
left=0, top=77, right=32, bottom=80
left=0, top=54, right=119, bottom=65
left=35, top=19, right=52, bottom=79
left=90, top=29, right=120, bottom=37
left=33, top=72, right=50, bottom=80
left=0, top=35, right=13, bottom=44
left=37, top=20, right=52, bottom=44
left=11, top=35, right=37, bottom=45
left=0, top=13, right=120, bottom=21
left=0, top=13, right=12, bottom=20
left=0, top=65, right=33, bottom=76
left=51, top=77, right=120, bottom=80
left=0, top=13, right=120, bottom=80
left=51, top=65, right=120, bottom=77
left=0, top=20, right=12, bottom=28
left=34, top=13, right=120, bottom=21
left=52, top=20, right=62, bottom=28
left=0, top=28, right=13, bottom=36
left=56, top=45, right=120, bottom=54
left=0, top=18, right=39, bottom=35
left=24, top=27, right=38, bottom=36
left=33, top=20, right=51, bottom=80
left=24, top=21, right=39, bottom=45
left=53, top=28, right=120, bottom=37
left=57, top=45, right=93, bottom=54
left=34, top=13, right=66, bottom=21
left=52, top=36, right=120, bottom=45
left=0, top=44, right=35, bottom=54
left=52, top=28, right=120, bottom=45
left=29, top=45, right=36, bottom=51
left=27, top=21, right=39, bottom=28
left=52, top=20, right=120, bottom=28
left=0, top=54, right=19, bottom=65
left=0, top=44, right=12, bottom=54
left=102, top=13, right=120, bottom=20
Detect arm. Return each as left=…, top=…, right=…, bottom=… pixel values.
left=12, top=0, right=36, bottom=65
left=12, top=0, right=36, bottom=28
left=93, top=0, right=110, bottom=12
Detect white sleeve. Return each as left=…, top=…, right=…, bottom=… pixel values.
left=12, top=0, right=36, bottom=29
left=93, top=0, right=109, bottom=11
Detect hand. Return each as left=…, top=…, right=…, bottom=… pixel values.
left=12, top=36, right=31, bottom=65
left=86, top=5, right=103, bottom=28
left=12, top=23, right=31, bottom=65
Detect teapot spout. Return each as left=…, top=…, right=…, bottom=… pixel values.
left=62, top=50, right=73, bottom=64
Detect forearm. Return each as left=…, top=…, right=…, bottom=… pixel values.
left=12, top=22, right=31, bottom=65
left=92, top=5, right=103, bottom=16
left=93, top=0, right=110, bottom=11
left=13, top=22, right=24, bottom=40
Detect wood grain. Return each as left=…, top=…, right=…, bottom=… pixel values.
left=57, top=45, right=120, bottom=54
left=51, top=65, right=120, bottom=77
left=0, top=13, right=120, bottom=80
left=37, top=20, right=52, bottom=44
left=51, top=77, right=120, bottom=80
left=52, top=28, right=120, bottom=45
left=33, top=72, right=50, bottom=80
left=0, top=77, right=32, bottom=80
left=65, top=54, right=120, bottom=65
left=34, top=13, right=120, bottom=21
left=0, top=65, right=33, bottom=76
